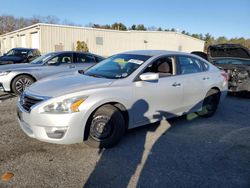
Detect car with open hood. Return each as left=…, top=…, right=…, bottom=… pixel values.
left=192, top=44, right=250, bottom=93
left=0, top=51, right=104, bottom=94
left=17, top=50, right=228, bottom=148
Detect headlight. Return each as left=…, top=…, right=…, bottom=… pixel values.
left=43, top=96, right=87, bottom=114
left=0, top=71, right=11, bottom=76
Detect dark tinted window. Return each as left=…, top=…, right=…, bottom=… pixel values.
left=76, top=53, right=96, bottom=63
left=94, top=56, right=104, bottom=62
left=178, top=56, right=203, bottom=74
left=6, top=49, right=29, bottom=57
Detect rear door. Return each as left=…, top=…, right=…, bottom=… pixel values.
left=176, top=55, right=210, bottom=112
left=74, top=53, right=97, bottom=71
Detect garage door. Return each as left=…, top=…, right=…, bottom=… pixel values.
left=11, top=37, right=15, bottom=48
left=21, top=35, right=26, bottom=47
left=31, top=32, right=39, bottom=49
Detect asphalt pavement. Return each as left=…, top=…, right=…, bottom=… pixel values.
left=0, top=92, right=249, bottom=188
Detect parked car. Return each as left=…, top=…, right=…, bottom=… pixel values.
left=192, top=44, right=250, bottom=93
left=17, top=50, right=228, bottom=148
left=0, top=51, right=104, bottom=94
left=0, top=48, right=41, bottom=65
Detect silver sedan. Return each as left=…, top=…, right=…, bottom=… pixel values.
left=0, top=51, right=104, bottom=94
left=17, top=50, right=228, bottom=148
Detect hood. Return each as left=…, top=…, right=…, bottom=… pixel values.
left=0, top=63, right=41, bottom=72
left=207, top=44, right=250, bottom=60
left=26, top=73, right=114, bottom=97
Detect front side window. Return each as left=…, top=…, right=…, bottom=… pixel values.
left=31, top=53, right=56, bottom=64
left=143, top=56, right=175, bottom=77
left=85, top=54, right=151, bottom=79
left=6, top=49, right=29, bottom=57
left=178, top=56, right=203, bottom=74
left=49, top=53, right=73, bottom=65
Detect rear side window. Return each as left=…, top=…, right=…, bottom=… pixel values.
left=94, top=56, right=104, bottom=62
left=76, top=53, right=96, bottom=63
left=192, top=57, right=209, bottom=71
left=178, top=56, right=203, bottom=74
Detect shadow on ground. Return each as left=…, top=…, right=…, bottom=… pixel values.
left=84, top=97, right=250, bottom=188
left=0, top=92, right=16, bottom=102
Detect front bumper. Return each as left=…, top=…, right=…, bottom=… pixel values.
left=229, top=79, right=250, bottom=92
left=17, top=103, right=89, bottom=144
left=0, top=73, right=16, bottom=92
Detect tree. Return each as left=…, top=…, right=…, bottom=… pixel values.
left=202, top=33, right=215, bottom=51
left=157, top=27, right=163, bottom=31
left=111, top=22, right=127, bottom=31
left=136, top=24, right=147, bottom=31
left=216, top=36, right=228, bottom=44
left=131, top=24, right=137, bottom=30
left=76, top=41, right=89, bottom=52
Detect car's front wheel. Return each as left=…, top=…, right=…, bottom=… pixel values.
left=11, top=75, right=35, bottom=95
left=197, top=89, right=220, bottom=118
left=85, top=104, right=126, bottom=148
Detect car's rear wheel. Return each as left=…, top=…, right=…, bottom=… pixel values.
left=198, top=89, right=220, bottom=118
left=85, top=104, right=125, bottom=148
left=11, top=75, right=35, bottom=95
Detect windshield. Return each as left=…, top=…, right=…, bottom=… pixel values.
left=85, top=54, right=151, bottom=79
left=6, top=49, right=29, bottom=57
left=214, top=59, right=250, bottom=66
left=30, top=53, right=56, bottom=64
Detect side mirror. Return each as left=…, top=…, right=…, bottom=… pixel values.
left=47, top=60, right=56, bottom=65
left=3, top=53, right=6, bottom=56
left=139, top=73, right=159, bottom=81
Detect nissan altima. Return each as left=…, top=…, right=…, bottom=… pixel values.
left=17, top=50, right=228, bottom=148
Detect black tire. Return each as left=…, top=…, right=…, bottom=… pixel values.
left=11, top=75, right=35, bottom=95
left=85, top=104, right=125, bottom=148
left=197, top=89, right=220, bottom=118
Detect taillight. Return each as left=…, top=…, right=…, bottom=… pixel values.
left=221, top=72, right=229, bottom=81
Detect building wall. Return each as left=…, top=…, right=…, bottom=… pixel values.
left=0, top=25, right=40, bottom=55
left=40, top=24, right=204, bottom=56
left=0, top=23, right=205, bottom=56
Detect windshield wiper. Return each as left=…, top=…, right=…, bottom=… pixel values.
left=85, top=73, right=106, bottom=78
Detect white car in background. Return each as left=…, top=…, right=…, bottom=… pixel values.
left=17, top=50, right=228, bottom=148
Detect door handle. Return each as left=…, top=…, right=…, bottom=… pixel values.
left=69, top=65, right=76, bottom=69
left=172, top=82, right=181, bottom=87
left=203, top=77, right=210, bottom=80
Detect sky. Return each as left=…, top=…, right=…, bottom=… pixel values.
left=0, top=0, right=250, bottom=39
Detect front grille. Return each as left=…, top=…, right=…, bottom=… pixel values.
left=20, top=94, right=44, bottom=112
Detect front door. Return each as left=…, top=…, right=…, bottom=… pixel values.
left=132, top=56, right=183, bottom=126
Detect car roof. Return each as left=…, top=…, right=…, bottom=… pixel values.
left=12, top=48, right=37, bottom=51
left=121, top=50, right=192, bottom=57
left=46, top=51, right=104, bottom=58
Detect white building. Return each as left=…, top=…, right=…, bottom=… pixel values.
left=0, top=23, right=205, bottom=56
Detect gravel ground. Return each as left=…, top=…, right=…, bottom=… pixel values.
left=0, top=92, right=249, bottom=188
